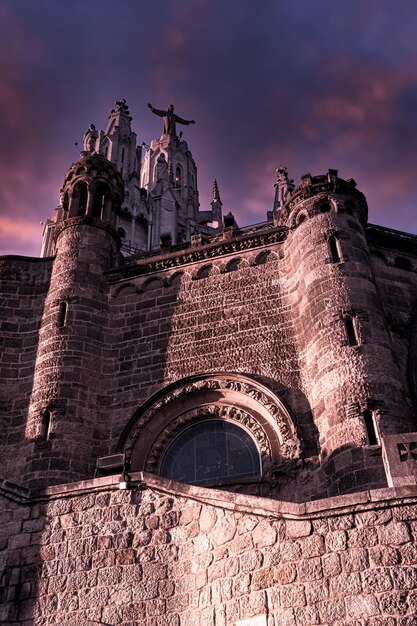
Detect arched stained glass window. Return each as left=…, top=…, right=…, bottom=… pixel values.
left=160, top=420, right=261, bottom=486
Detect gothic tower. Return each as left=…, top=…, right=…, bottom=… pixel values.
left=277, top=169, right=414, bottom=494
left=24, top=154, right=124, bottom=487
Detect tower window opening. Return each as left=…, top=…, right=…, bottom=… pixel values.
left=58, top=301, right=68, bottom=328
left=318, top=200, right=332, bottom=213
left=39, top=410, right=52, bottom=441
left=121, top=148, right=125, bottom=163
left=363, top=409, right=379, bottom=445
left=62, top=192, right=69, bottom=216
left=74, top=181, right=88, bottom=216
left=92, top=185, right=107, bottom=219
left=328, top=236, right=342, bottom=263
left=344, top=315, right=359, bottom=347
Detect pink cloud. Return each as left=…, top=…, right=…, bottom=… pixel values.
left=0, top=216, right=41, bottom=242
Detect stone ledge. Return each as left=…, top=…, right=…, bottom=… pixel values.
left=4, top=472, right=417, bottom=520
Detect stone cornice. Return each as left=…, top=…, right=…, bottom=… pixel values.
left=106, top=226, right=288, bottom=282
left=367, top=222, right=417, bottom=256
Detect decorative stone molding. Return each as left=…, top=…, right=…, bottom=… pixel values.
left=144, top=404, right=271, bottom=474
left=107, top=228, right=287, bottom=282
left=120, top=374, right=302, bottom=473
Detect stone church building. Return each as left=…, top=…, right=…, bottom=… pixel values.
left=2, top=100, right=417, bottom=625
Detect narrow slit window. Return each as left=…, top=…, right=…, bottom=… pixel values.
left=344, top=315, right=359, bottom=346
left=40, top=410, right=51, bottom=441
left=175, top=165, right=182, bottom=189
left=363, top=409, right=379, bottom=445
left=328, top=236, right=341, bottom=263
left=58, top=301, right=68, bottom=328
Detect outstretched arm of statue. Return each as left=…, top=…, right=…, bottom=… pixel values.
left=174, top=114, right=196, bottom=125
left=147, top=103, right=166, bottom=117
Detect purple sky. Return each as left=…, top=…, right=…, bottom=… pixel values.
left=1, top=0, right=417, bottom=256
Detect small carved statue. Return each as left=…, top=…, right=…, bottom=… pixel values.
left=147, top=103, right=195, bottom=136
left=82, top=123, right=98, bottom=152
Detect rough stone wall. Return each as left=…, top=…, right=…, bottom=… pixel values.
left=2, top=220, right=417, bottom=496
left=107, top=246, right=305, bottom=447
left=0, top=257, right=52, bottom=482
left=370, top=245, right=417, bottom=412
left=2, top=474, right=417, bottom=625
left=23, top=220, right=119, bottom=488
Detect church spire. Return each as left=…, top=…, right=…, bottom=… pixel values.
left=212, top=178, right=222, bottom=204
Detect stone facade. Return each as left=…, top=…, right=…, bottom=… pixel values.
left=2, top=103, right=417, bottom=624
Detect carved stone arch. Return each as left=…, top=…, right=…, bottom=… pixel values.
left=112, top=282, right=137, bottom=299
left=141, top=276, right=164, bottom=292
left=252, top=250, right=274, bottom=266
left=224, top=257, right=243, bottom=273
left=295, top=211, right=308, bottom=226
left=117, top=373, right=301, bottom=477
left=167, top=270, right=186, bottom=287
left=194, top=264, right=218, bottom=279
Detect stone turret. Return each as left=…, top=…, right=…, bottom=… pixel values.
left=25, top=154, right=124, bottom=487
left=280, top=169, right=414, bottom=495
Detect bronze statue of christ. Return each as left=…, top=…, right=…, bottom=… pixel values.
left=147, top=103, right=195, bottom=136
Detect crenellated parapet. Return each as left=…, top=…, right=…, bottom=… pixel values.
left=273, top=169, right=368, bottom=228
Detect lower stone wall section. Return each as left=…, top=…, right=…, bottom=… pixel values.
left=2, top=474, right=417, bottom=625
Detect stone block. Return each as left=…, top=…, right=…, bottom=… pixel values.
left=321, top=552, right=342, bottom=577
left=362, top=567, right=393, bottom=593
left=285, top=520, right=312, bottom=539
left=378, top=522, right=410, bottom=545
left=273, top=562, right=297, bottom=585
left=345, top=594, right=380, bottom=618
left=280, top=584, right=306, bottom=608
left=341, top=548, right=369, bottom=573
left=326, top=530, right=347, bottom=552
left=297, top=556, right=323, bottom=582
left=210, top=516, right=236, bottom=546
left=252, top=521, right=277, bottom=548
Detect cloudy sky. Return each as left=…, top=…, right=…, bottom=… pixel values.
left=1, top=0, right=417, bottom=256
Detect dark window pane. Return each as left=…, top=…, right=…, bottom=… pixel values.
left=160, top=420, right=260, bottom=486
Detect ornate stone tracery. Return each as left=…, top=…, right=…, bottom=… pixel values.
left=120, top=374, right=302, bottom=475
